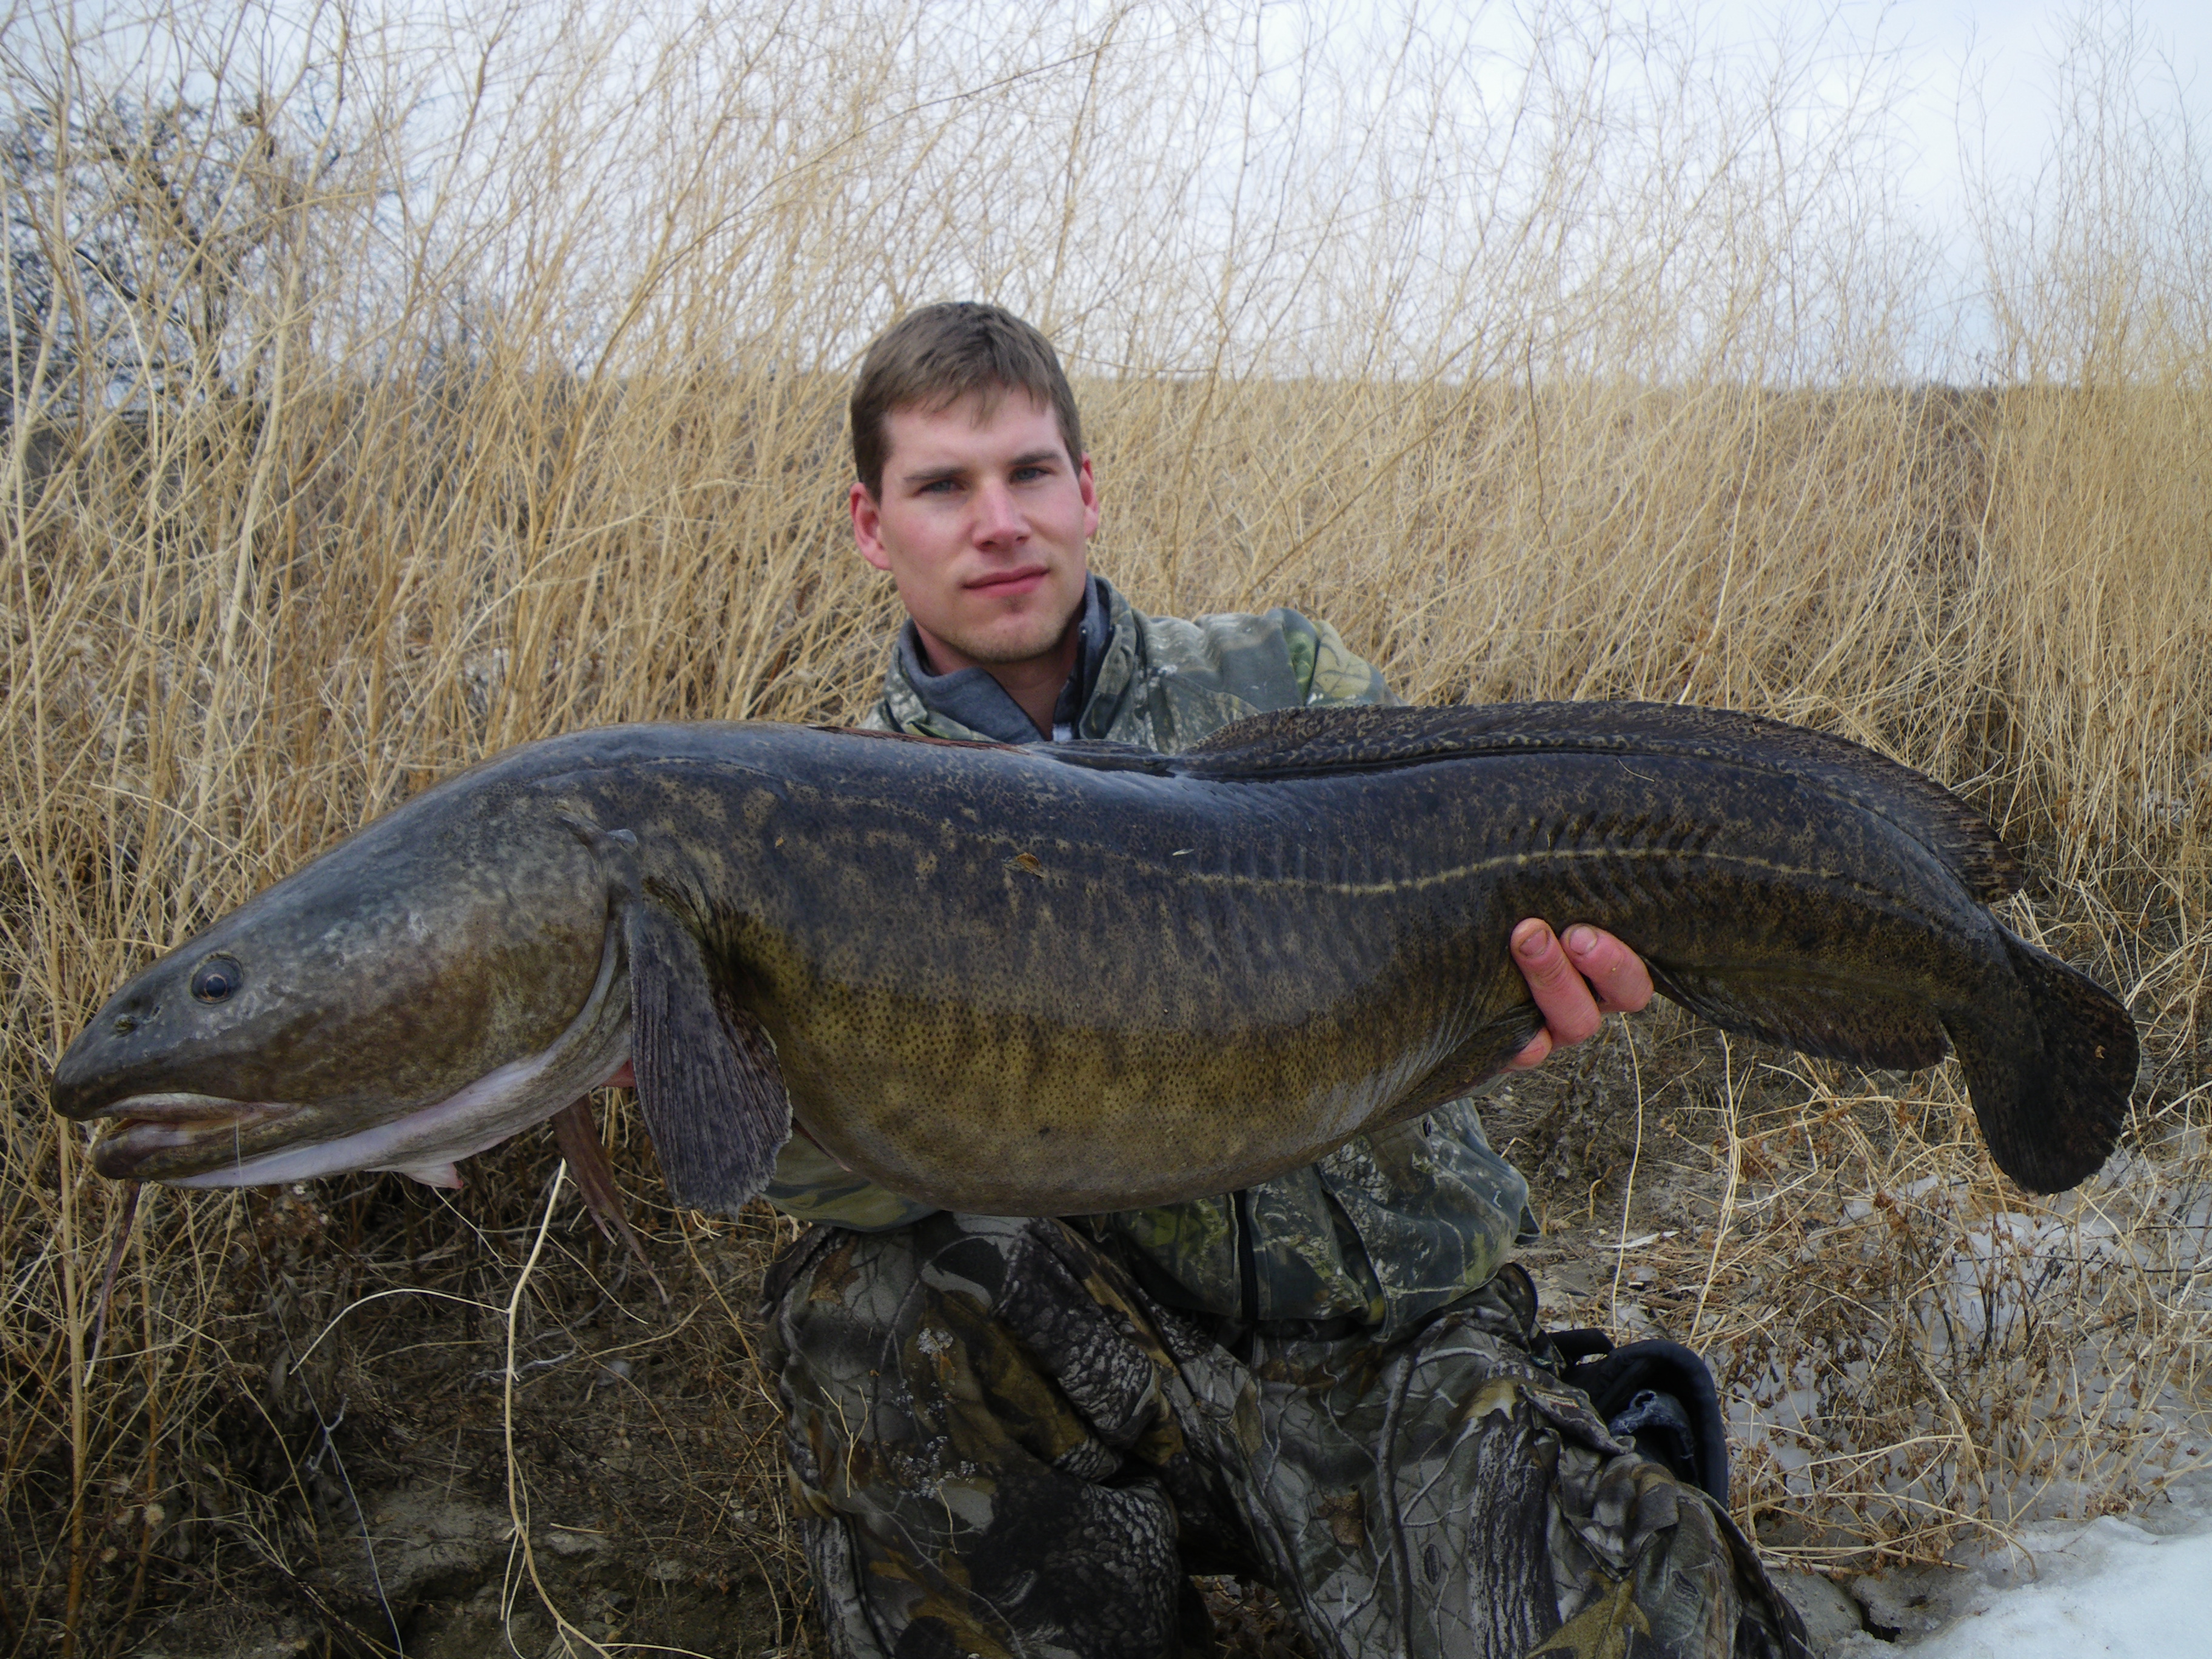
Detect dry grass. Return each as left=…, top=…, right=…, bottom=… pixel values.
left=3, top=0, right=2210, bottom=1651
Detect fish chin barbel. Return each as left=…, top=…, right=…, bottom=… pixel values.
left=50, top=703, right=2139, bottom=1215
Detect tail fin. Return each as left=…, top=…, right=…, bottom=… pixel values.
left=1949, top=930, right=2137, bottom=1193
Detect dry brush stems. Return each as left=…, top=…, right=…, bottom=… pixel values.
left=4, top=0, right=2211, bottom=1649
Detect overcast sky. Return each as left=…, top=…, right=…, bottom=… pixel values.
left=44, top=0, right=2211, bottom=379
left=82, top=0, right=2211, bottom=226
left=1835, top=1, right=2206, bottom=203
left=1437, top=0, right=2210, bottom=227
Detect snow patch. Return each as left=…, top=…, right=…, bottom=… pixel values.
left=1835, top=1496, right=2212, bottom=1657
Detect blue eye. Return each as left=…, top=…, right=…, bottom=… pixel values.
left=192, top=957, right=242, bottom=1004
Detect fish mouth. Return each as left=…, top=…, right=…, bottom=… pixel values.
left=64, top=880, right=635, bottom=1191
left=81, top=903, right=634, bottom=1191
left=85, top=1095, right=304, bottom=1181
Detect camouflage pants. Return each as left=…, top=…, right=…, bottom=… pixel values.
left=758, top=1213, right=1808, bottom=1659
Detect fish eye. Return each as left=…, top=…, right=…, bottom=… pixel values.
left=191, top=956, right=243, bottom=1004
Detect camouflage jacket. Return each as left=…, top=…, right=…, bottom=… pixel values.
left=762, top=576, right=1536, bottom=1336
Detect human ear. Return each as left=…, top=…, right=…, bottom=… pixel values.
left=851, top=480, right=893, bottom=572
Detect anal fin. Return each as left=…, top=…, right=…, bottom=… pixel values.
left=1647, top=960, right=1950, bottom=1071
left=1369, top=1000, right=1547, bottom=1131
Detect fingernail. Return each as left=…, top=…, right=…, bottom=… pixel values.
left=1514, top=923, right=1549, bottom=959
left=1564, top=925, right=1597, bottom=955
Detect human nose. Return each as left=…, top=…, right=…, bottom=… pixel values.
left=971, top=478, right=1025, bottom=546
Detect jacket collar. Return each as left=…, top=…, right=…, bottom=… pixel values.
left=887, top=574, right=1118, bottom=743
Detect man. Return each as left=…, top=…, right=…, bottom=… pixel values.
left=758, top=303, right=1809, bottom=1658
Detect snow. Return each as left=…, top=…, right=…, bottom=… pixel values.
left=1826, top=1467, right=2212, bottom=1658
left=1704, top=1119, right=2212, bottom=1659
left=1901, top=1519, right=2212, bottom=1658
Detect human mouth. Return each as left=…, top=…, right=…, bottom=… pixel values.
left=968, top=566, right=1049, bottom=598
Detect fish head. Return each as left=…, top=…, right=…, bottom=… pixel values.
left=50, top=788, right=632, bottom=1188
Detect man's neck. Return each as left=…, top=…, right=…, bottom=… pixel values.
left=913, top=617, right=1082, bottom=738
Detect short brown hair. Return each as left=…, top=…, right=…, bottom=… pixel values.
left=850, top=303, right=1084, bottom=497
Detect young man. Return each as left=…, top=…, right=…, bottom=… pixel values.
left=757, top=303, right=1809, bottom=1659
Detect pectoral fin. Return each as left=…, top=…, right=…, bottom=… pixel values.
left=625, top=902, right=792, bottom=1215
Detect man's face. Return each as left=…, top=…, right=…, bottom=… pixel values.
left=851, top=390, right=1098, bottom=672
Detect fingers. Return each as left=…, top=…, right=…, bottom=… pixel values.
left=1561, top=923, right=1654, bottom=1015
left=1505, top=1022, right=1554, bottom=1071
left=1512, top=919, right=1606, bottom=1055
left=1507, top=920, right=1656, bottom=1070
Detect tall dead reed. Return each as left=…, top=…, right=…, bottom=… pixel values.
left=3, top=0, right=2207, bottom=1649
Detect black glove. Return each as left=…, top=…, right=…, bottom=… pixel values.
left=1549, top=1329, right=1730, bottom=1507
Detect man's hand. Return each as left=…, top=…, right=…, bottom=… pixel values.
left=1506, top=920, right=1653, bottom=1070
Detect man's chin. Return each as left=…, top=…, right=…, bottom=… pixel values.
left=933, top=599, right=1083, bottom=671
left=953, top=630, right=1076, bottom=670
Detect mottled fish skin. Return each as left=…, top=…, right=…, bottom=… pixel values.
left=49, top=705, right=2139, bottom=1213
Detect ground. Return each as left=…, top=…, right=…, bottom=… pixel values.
left=57, top=1007, right=2208, bottom=1657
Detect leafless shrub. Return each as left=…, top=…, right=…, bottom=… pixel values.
left=4, top=1, right=2207, bottom=1651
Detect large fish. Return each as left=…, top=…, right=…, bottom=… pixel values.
left=49, top=704, right=2136, bottom=1213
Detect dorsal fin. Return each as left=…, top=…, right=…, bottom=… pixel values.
left=813, top=725, right=1024, bottom=753
left=1035, top=739, right=1178, bottom=776
left=1176, top=703, right=2021, bottom=902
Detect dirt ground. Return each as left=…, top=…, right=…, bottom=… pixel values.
left=65, top=1015, right=1890, bottom=1657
